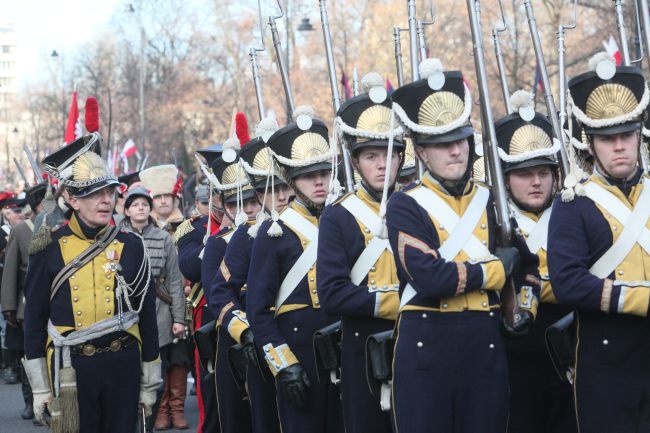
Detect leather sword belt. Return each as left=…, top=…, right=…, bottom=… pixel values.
left=71, top=333, right=136, bottom=357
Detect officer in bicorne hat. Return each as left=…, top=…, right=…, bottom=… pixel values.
left=386, top=59, right=538, bottom=433
left=548, top=52, right=650, bottom=433
left=22, top=132, right=161, bottom=432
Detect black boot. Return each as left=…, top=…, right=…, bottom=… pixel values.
left=21, top=401, right=34, bottom=420
left=19, top=362, right=34, bottom=420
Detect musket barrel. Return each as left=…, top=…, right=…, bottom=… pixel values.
left=523, top=0, right=570, bottom=178
left=614, top=0, right=632, bottom=65
left=394, top=27, right=405, bottom=87
left=466, top=0, right=512, bottom=245
left=407, top=0, right=420, bottom=81
left=492, top=28, right=512, bottom=114
left=249, top=48, right=266, bottom=121
left=269, top=16, right=295, bottom=117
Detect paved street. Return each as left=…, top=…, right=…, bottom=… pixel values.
left=0, top=376, right=200, bottom=433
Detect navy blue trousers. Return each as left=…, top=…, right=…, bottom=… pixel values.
left=340, top=316, right=393, bottom=433
left=392, top=310, right=508, bottom=433
left=275, top=308, right=343, bottom=433
left=505, top=303, right=577, bottom=433
left=246, top=360, right=280, bottom=433
left=215, top=326, right=251, bottom=433
left=70, top=333, right=141, bottom=433
left=574, top=311, right=650, bottom=433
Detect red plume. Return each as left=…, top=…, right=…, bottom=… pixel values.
left=85, top=97, right=100, bottom=133
left=235, top=112, right=250, bottom=145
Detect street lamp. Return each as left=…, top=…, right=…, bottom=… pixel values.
left=297, top=18, right=314, bottom=32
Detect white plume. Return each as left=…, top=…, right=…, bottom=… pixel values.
left=510, top=90, right=534, bottom=112
left=362, top=72, right=384, bottom=93
left=588, top=52, right=616, bottom=72
left=418, top=58, right=444, bottom=80
left=293, top=105, right=315, bottom=121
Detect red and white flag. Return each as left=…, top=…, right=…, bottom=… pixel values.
left=120, top=139, right=138, bottom=173
left=64, top=91, right=83, bottom=144
left=603, top=36, right=622, bottom=66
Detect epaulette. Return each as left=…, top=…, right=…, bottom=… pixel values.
left=173, top=219, right=195, bottom=245
left=216, top=226, right=236, bottom=239
left=28, top=224, right=54, bottom=255
left=331, top=191, right=355, bottom=206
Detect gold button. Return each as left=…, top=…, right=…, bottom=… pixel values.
left=371, top=266, right=376, bottom=272
left=482, top=240, right=487, bottom=245
left=618, top=269, right=624, bottom=275
left=105, top=286, right=110, bottom=291
left=442, top=303, right=448, bottom=309
left=309, top=277, right=315, bottom=282
left=106, top=310, right=112, bottom=315
left=309, top=266, right=314, bottom=271
left=73, top=286, right=78, bottom=291
left=481, top=224, right=486, bottom=229
left=439, top=225, right=445, bottom=231
left=311, top=289, right=317, bottom=294
left=364, top=228, right=370, bottom=233
left=70, top=275, right=75, bottom=280
left=73, top=297, right=78, bottom=302
left=106, top=298, right=111, bottom=303
left=613, top=226, right=618, bottom=231
left=77, top=323, right=82, bottom=327
left=302, top=240, right=307, bottom=246
left=482, top=302, right=488, bottom=307
left=113, top=240, right=118, bottom=245
left=315, top=302, right=320, bottom=307
left=479, top=290, right=485, bottom=294
left=243, top=284, right=247, bottom=288
left=76, top=311, right=82, bottom=316
left=370, top=280, right=376, bottom=285
left=62, top=239, right=67, bottom=243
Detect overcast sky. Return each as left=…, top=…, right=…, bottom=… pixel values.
left=1, top=0, right=121, bottom=86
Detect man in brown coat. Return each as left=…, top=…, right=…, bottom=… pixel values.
left=1, top=183, right=48, bottom=423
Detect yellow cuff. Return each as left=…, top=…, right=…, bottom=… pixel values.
left=262, top=343, right=299, bottom=376
left=481, top=260, right=506, bottom=291
left=374, top=291, right=399, bottom=321
left=226, top=310, right=250, bottom=344
left=614, top=284, right=650, bottom=317
left=518, top=285, right=539, bottom=319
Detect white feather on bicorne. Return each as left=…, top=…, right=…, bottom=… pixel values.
left=255, top=117, right=279, bottom=143
left=418, top=58, right=444, bottom=79
left=588, top=51, right=616, bottom=72
left=362, top=72, right=384, bottom=93
left=510, top=90, right=534, bottom=112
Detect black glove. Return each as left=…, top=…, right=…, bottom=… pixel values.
left=2, top=310, right=17, bottom=327
left=502, top=310, right=534, bottom=337
left=277, top=363, right=311, bottom=408
left=240, top=329, right=258, bottom=367
left=495, top=247, right=521, bottom=279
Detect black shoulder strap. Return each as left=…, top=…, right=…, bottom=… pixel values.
left=50, top=226, right=121, bottom=301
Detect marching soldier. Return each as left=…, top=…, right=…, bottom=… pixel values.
left=202, top=146, right=259, bottom=433
left=22, top=133, right=161, bottom=432
left=494, top=92, right=577, bottom=433
left=317, top=73, right=403, bottom=433
left=1, top=182, right=48, bottom=423
left=120, top=186, right=187, bottom=431
left=209, top=127, right=292, bottom=433
left=385, top=59, right=538, bottom=433
left=175, top=145, right=225, bottom=433
left=548, top=53, right=650, bottom=433
left=247, top=107, right=343, bottom=433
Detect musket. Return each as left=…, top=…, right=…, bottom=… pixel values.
left=523, top=0, right=570, bottom=178
left=393, top=27, right=406, bottom=87
left=23, top=144, right=43, bottom=183
left=466, top=0, right=517, bottom=324
left=631, top=0, right=645, bottom=65
left=107, top=87, right=113, bottom=154
left=614, top=0, right=632, bottom=65
left=250, top=0, right=267, bottom=121
left=268, top=1, right=295, bottom=118
left=557, top=0, right=578, bottom=145
left=406, top=0, right=426, bottom=177
left=13, top=158, right=30, bottom=188
left=416, top=0, right=435, bottom=62
left=352, top=67, right=360, bottom=96
left=492, top=0, right=512, bottom=114
left=319, top=0, right=355, bottom=192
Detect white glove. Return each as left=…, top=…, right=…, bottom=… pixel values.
left=22, top=357, right=52, bottom=424
left=139, top=360, right=163, bottom=416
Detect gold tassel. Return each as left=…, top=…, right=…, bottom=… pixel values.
left=49, top=397, right=63, bottom=433
left=59, top=366, right=80, bottom=433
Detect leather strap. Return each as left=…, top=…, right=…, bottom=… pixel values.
left=50, top=226, right=121, bottom=301
left=586, top=179, right=650, bottom=278
left=339, top=194, right=393, bottom=285
left=400, top=185, right=491, bottom=308
left=275, top=208, right=319, bottom=310
left=513, top=207, right=552, bottom=254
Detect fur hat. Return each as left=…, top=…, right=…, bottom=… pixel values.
left=139, top=164, right=180, bottom=197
